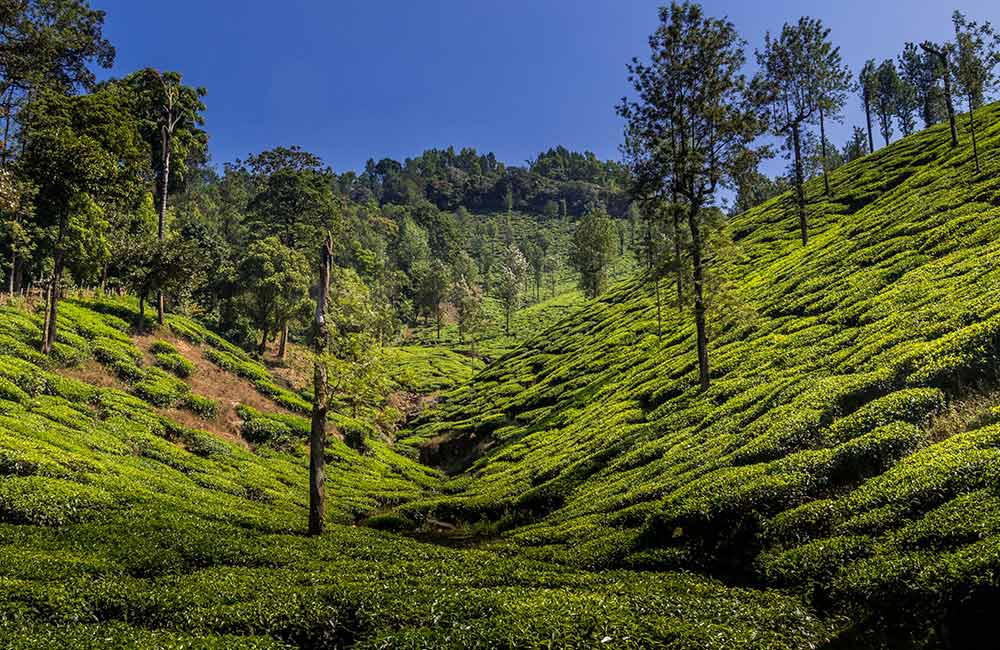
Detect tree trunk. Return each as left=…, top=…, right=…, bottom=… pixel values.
left=671, top=202, right=683, bottom=309
left=157, top=136, right=171, bottom=326
left=686, top=203, right=709, bottom=392
left=309, top=360, right=328, bottom=536
left=139, top=293, right=146, bottom=331
left=505, top=307, right=510, bottom=335
left=258, top=327, right=269, bottom=356
left=308, top=236, right=333, bottom=537
left=655, top=276, right=662, bottom=340
left=968, top=96, right=980, bottom=174
left=863, top=95, right=875, bottom=154
left=278, top=321, right=288, bottom=360
left=791, top=123, right=808, bottom=246
left=41, top=248, right=64, bottom=355
left=819, top=106, right=831, bottom=196
left=942, top=63, right=959, bottom=147
left=7, top=248, right=13, bottom=296
left=436, top=312, right=441, bottom=340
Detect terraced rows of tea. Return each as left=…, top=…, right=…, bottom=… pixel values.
left=3, top=104, right=1000, bottom=648
left=400, top=103, right=1000, bottom=647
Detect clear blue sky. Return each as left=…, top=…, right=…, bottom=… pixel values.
left=93, top=0, right=997, bottom=175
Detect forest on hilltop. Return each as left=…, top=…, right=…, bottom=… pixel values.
left=2, top=0, right=1000, bottom=648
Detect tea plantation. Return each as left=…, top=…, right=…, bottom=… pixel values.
left=3, top=105, right=1000, bottom=648
left=399, top=103, right=1000, bottom=648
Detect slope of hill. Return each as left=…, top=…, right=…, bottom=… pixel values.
left=398, top=103, right=1000, bottom=647
left=0, top=297, right=833, bottom=647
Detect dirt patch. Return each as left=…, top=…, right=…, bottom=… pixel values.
left=387, top=391, right=440, bottom=422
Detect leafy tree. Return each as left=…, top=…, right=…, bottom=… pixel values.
left=808, top=18, right=851, bottom=196
left=247, top=158, right=337, bottom=251
left=874, top=60, right=900, bottom=147
left=920, top=41, right=960, bottom=147
left=496, top=243, right=527, bottom=335
left=450, top=275, right=485, bottom=350
left=237, top=236, right=311, bottom=356
left=542, top=252, right=559, bottom=298
left=951, top=11, right=1000, bottom=174
left=893, top=66, right=920, bottom=137
left=621, top=1, right=765, bottom=390
left=731, top=166, right=787, bottom=215
left=119, top=68, right=207, bottom=324
left=19, top=87, right=146, bottom=354
left=842, top=126, right=870, bottom=163
left=0, top=0, right=115, bottom=161
left=858, top=60, right=878, bottom=153
left=0, top=166, right=34, bottom=294
left=569, top=208, right=617, bottom=299
left=417, top=258, right=449, bottom=339
left=899, top=42, right=946, bottom=128
left=754, top=17, right=821, bottom=245
left=523, top=240, right=545, bottom=301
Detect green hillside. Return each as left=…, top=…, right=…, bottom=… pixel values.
left=0, top=297, right=832, bottom=648
left=2, top=102, right=1000, bottom=648
left=398, top=103, right=1000, bottom=647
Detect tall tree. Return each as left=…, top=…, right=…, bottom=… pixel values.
left=308, top=235, right=332, bottom=536
left=620, top=2, right=765, bottom=391
left=874, top=60, right=900, bottom=147
left=920, top=41, right=960, bottom=147
left=899, top=42, right=946, bottom=129
left=237, top=236, right=311, bottom=356
left=569, top=207, right=618, bottom=299
left=753, top=17, right=820, bottom=245
left=496, top=243, right=527, bottom=335
left=19, top=87, right=145, bottom=354
left=893, top=67, right=920, bottom=137
left=951, top=11, right=1000, bottom=175
left=120, top=68, right=207, bottom=325
left=858, top=60, right=878, bottom=153
left=0, top=0, right=115, bottom=161
left=842, top=126, right=870, bottom=163
left=807, top=18, right=851, bottom=196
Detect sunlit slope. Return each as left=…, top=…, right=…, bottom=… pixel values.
left=401, top=104, right=1000, bottom=642
left=0, top=301, right=833, bottom=647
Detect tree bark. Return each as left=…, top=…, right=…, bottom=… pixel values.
left=41, top=248, right=64, bottom=355
left=686, top=202, right=709, bottom=392
left=7, top=248, right=13, bottom=296
left=671, top=201, right=683, bottom=309
left=278, top=321, right=288, bottom=360
left=156, top=130, right=171, bottom=326
left=308, top=236, right=333, bottom=537
left=819, top=106, right=831, bottom=196
left=791, top=123, right=808, bottom=246
left=139, top=293, right=146, bottom=331
left=655, top=276, right=662, bottom=340
left=258, top=327, right=270, bottom=356
left=863, top=94, right=875, bottom=154
left=505, top=307, right=510, bottom=335
left=968, top=96, right=981, bottom=174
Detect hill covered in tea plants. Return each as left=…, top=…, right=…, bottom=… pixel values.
left=397, top=102, right=1000, bottom=647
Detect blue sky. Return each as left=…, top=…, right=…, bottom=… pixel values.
left=94, top=1, right=997, bottom=175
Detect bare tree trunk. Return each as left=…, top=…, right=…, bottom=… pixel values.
left=7, top=248, right=13, bottom=296
left=139, top=293, right=146, bottom=331
left=505, top=307, right=510, bottom=335
left=863, top=95, right=875, bottom=153
left=686, top=202, right=709, bottom=392
left=819, top=106, right=831, bottom=196
left=41, top=249, right=64, bottom=355
left=791, top=123, right=808, bottom=246
left=671, top=202, right=683, bottom=309
left=308, top=236, right=333, bottom=537
left=258, top=327, right=269, bottom=356
left=157, top=137, right=171, bottom=326
left=942, top=63, right=959, bottom=147
left=278, top=321, right=288, bottom=360
left=968, top=96, right=981, bottom=174
left=655, top=276, right=662, bottom=340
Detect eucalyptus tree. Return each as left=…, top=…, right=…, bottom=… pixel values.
left=874, top=60, right=900, bottom=147
left=920, top=41, right=960, bottom=147
left=899, top=43, right=945, bottom=128
left=807, top=19, right=851, bottom=196
left=121, top=68, right=207, bottom=324
left=951, top=11, right=1000, bottom=174
left=753, top=17, right=819, bottom=245
left=569, top=207, right=618, bottom=299
left=19, top=87, right=146, bottom=354
left=497, top=243, right=527, bottom=335
left=858, top=60, right=878, bottom=153
left=620, top=1, right=765, bottom=391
